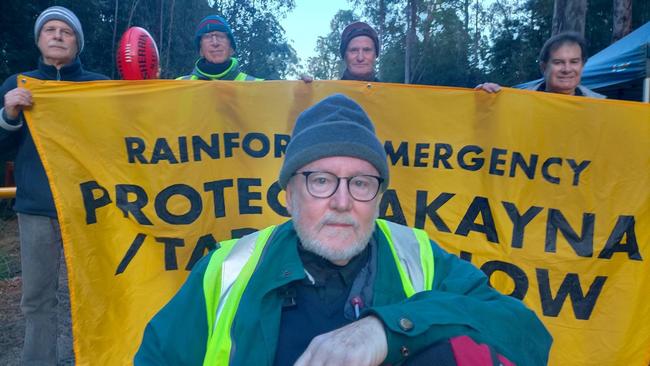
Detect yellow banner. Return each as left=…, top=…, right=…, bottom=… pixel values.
left=23, top=77, right=649, bottom=365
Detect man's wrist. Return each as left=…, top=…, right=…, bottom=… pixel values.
left=0, top=107, right=22, bottom=130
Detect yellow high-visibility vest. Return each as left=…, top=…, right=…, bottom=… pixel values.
left=201, top=219, right=434, bottom=365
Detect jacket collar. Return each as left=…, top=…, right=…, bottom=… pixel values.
left=192, top=57, right=241, bottom=80
left=341, top=68, right=380, bottom=82
left=252, top=220, right=404, bottom=304
left=38, top=57, right=83, bottom=80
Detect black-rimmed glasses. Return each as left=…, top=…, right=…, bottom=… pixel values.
left=290, top=171, right=383, bottom=202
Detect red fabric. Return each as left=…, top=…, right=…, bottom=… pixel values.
left=197, top=18, right=224, bottom=29
left=450, top=336, right=516, bottom=366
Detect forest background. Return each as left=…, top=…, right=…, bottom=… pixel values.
left=1, top=0, right=649, bottom=84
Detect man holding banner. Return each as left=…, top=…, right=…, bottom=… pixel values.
left=339, top=22, right=380, bottom=82
left=177, top=15, right=261, bottom=81
left=135, top=94, right=551, bottom=365
left=476, top=32, right=605, bottom=98
left=0, top=5, right=108, bottom=364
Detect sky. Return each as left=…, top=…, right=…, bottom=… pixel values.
left=281, top=0, right=353, bottom=65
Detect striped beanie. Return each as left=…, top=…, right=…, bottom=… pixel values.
left=34, top=6, right=84, bottom=55
left=195, top=15, right=236, bottom=51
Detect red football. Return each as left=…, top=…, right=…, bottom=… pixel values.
left=116, top=27, right=160, bottom=80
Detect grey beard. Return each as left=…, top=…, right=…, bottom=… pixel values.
left=291, top=200, right=378, bottom=264
left=296, top=221, right=374, bottom=264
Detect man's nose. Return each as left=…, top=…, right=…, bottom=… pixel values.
left=329, top=180, right=352, bottom=211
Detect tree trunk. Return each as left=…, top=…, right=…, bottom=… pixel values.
left=164, top=0, right=175, bottom=75
left=612, top=0, right=632, bottom=42
left=127, top=0, right=140, bottom=28
left=551, top=0, right=587, bottom=36
left=111, top=0, right=119, bottom=79
left=412, top=0, right=439, bottom=84
left=404, top=0, right=417, bottom=84
left=378, top=0, right=386, bottom=49
left=158, top=0, right=164, bottom=55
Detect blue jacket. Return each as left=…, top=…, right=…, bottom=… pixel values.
left=0, top=58, right=108, bottom=217
left=136, top=220, right=552, bottom=366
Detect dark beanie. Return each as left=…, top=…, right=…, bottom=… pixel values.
left=339, top=22, right=379, bottom=58
left=34, top=6, right=84, bottom=55
left=279, top=94, right=389, bottom=191
left=195, top=15, right=236, bottom=51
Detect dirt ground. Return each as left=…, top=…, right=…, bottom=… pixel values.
left=0, top=216, right=74, bottom=365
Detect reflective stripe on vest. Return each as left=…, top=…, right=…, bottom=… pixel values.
left=176, top=73, right=261, bottom=81
left=202, top=225, right=276, bottom=366
left=201, top=220, right=434, bottom=364
left=376, top=219, right=434, bottom=296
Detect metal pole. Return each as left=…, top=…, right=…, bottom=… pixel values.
left=0, top=187, right=16, bottom=199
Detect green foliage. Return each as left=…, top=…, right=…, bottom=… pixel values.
left=313, top=0, right=649, bottom=87
left=485, top=0, right=553, bottom=85
left=306, top=10, right=357, bottom=80
left=0, top=0, right=297, bottom=81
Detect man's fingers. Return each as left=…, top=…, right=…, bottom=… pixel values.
left=3, top=88, right=33, bottom=119
left=5, top=88, right=33, bottom=107
left=293, top=342, right=314, bottom=366
left=475, top=82, right=501, bottom=93
left=294, top=317, right=386, bottom=366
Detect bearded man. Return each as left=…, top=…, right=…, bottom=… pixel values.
left=136, top=94, right=551, bottom=366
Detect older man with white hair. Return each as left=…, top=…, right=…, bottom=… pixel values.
left=0, top=6, right=108, bottom=364
left=136, top=94, right=551, bottom=366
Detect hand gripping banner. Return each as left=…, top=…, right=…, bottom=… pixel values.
left=22, top=77, right=649, bottom=365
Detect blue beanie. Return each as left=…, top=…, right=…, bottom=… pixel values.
left=195, top=15, right=236, bottom=51
left=34, top=6, right=84, bottom=55
left=279, top=94, right=389, bottom=190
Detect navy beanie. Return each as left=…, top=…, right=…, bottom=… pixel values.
left=34, top=6, right=84, bottom=55
left=195, top=15, right=236, bottom=51
left=340, top=22, right=380, bottom=58
left=279, top=94, right=389, bottom=191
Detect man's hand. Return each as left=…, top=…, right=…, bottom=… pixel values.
left=475, top=82, right=502, bottom=93
left=294, top=316, right=388, bottom=366
left=299, top=74, right=314, bottom=83
left=3, top=87, right=33, bottom=120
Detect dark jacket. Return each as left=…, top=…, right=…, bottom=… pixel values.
left=341, top=68, right=380, bottom=82
left=136, top=220, right=552, bottom=366
left=0, top=58, right=108, bottom=217
left=525, top=81, right=606, bottom=98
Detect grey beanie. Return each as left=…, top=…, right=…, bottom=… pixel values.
left=279, top=94, right=389, bottom=191
left=34, top=6, right=84, bottom=55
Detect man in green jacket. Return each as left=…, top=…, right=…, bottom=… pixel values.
left=135, top=94, right=551, bottom=365
left=177, top=15, right=261, bottom=81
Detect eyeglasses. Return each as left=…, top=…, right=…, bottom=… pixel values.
left=201, top=32, right=228, bottom=42
left=291, top=171, right=383, bottom=202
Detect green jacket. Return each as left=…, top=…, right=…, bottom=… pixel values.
left=135, top=220, right=551, bottom=365
left=176, top=57, right=262, bottom=81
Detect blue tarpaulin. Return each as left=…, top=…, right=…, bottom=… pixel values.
left=516, top=22, right=650, bottom=101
